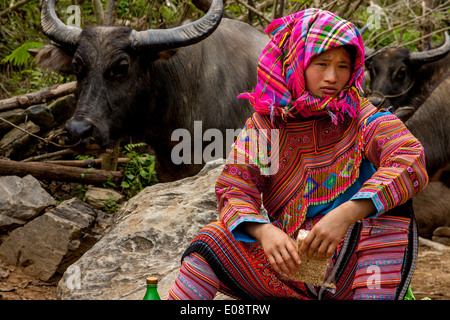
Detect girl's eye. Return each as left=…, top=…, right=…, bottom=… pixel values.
left=339, top=65, right=348, bottom=69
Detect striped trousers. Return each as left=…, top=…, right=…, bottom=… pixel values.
left=170, top=201, right=417, bottom=300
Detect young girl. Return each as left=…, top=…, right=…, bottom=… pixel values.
left=168, top=8, right=428, bottom=300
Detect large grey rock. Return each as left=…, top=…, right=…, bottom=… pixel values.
left=0, top=198, right=99, bottom=281
left=57, top=159, right=226, bottom=300
left=0, top=175, right=56, bottom=231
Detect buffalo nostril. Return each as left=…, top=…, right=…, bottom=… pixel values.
left=65, top=117, right=94, bottom=141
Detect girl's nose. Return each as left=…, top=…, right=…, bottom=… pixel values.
left=324, top=67, right=338, bottom=83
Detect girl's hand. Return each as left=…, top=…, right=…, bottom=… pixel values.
left=299, top=199, right=376, bottom=260
left=244, top=223, right=301, bottom=276
left=298, top=209, right=351, bottom=260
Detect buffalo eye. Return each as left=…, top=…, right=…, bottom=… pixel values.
left=394, top=66, right=407, bottom=81
left=107, top=59, right=129, bottom=79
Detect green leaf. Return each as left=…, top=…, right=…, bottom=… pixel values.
left=140, top=173, right=149, bottom=180
left=1, top=42, right=44, bottom=67
left=404, top=285, right=415, bottom=300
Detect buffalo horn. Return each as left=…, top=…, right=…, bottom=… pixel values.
left=130, top=0, right=223, bottom=50
left=41, top=0, right=81, bottom=47
left=409, top=32, right=450, bottom=63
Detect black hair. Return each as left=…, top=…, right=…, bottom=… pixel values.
left=343, top=45, right=357, bottom=75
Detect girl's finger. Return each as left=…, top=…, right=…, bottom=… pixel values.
left=274, top=252, right=291, bottom=276
left=268, top=254, right=282, bottom=274
left=326, top=241, right=338, bottom=259
left=299, top=231, right=315, bottom=255
left=279, top=247, right=298, bottom=275
left=306, top=236, right=321, bottom=259
left=315, top=240, right=330, bottom=260
left=287, top=238, right=302, bottom=265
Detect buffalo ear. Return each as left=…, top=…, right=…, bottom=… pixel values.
left=34, top=44, right=74, bottom=75
left=157, top=48, right=179, bottom=60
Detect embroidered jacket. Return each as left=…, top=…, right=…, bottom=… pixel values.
left=215, top=99, right=428, bottom=239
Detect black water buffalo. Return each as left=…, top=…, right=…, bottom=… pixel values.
left=365, top=33, right=449, bottom=118
left=365, top=33, right=450, bottom=179
left=404, top=76, right=450, bottom=182
left=365, top=34, right=450, bottom=238
left=401, top=75, right=450, bottom=237
left=36, top=0, right=268, bottom=182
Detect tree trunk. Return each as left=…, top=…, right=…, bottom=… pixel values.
left=43, top=157, right=132, bottom=167
left=92, top=0, right=105, bottom=25
left=104, top=0, right=116, bottom=24
left=0, top=82, right=77, bottom=112
left=0, top=159, right=122, bottom=185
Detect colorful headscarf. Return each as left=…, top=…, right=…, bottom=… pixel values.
left=238, top=9, right=365, bottom=125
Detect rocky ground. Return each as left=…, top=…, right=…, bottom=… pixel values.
left=0, top=262, right=58, bottom=300
left=1, top=95, right=449, bottom=300
left=410, top=239, right=450, bottom=300
left=0, top=166, right=448, bottom=300
left=1, top=239, right=448, bottom=300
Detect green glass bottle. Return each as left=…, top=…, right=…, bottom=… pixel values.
left=143, top=277, right=161, bottom=300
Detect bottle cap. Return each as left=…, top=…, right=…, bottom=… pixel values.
left=146, top=277, right=158, bottom=285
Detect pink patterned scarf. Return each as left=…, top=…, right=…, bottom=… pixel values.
left=238, top=9, right=365, bottom=125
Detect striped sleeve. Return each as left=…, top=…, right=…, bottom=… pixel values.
left=215, top=115, right=269, bottom=242
left=351, top=110, right=429, bottom=214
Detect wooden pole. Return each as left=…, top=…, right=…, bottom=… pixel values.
left=0, top=159, right=122, bottom=185
left=101, top=139, right=121, bottom=171
left=43, top=157, right=132, bottom=167
left=0, top=82, right=77, bottom=112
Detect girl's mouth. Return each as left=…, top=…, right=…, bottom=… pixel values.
left=320, top=86, right=338, bottom=95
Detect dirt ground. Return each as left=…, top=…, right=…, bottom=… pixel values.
left=0, top=240, right=448, bottom=300
left=410, top=240, right=450, bottom=300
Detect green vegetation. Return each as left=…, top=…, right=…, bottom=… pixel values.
left=119, top=142, right=158, bottom=199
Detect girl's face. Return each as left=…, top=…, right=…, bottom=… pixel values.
left=305, top=46, right=352, bottom=98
